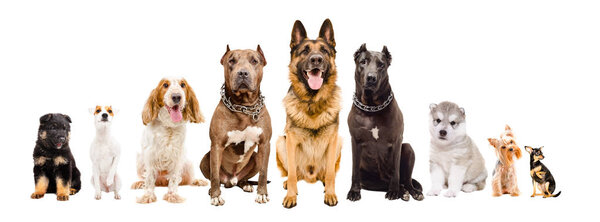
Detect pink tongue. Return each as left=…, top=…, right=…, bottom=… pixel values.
left=307, top=72, right=323, bottom=90
left=170, top=108, right=183, bottom=122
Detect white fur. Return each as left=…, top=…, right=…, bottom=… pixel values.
left=370, top=126, right=379, bottom=140
left=89, top=106, right=122, bottom=200
left=226, top=126, right=263, bottom=163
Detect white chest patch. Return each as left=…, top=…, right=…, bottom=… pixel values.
left=226, top=126, right=263, bottom=162
left=371, top=126, right=379, bottom=140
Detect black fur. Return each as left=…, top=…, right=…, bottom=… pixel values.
left=31, top=113, right=81, bottom=200
left=526, top=146, right=561, bottom=198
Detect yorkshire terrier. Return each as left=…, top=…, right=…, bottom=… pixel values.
left=487, top=125, right=522, bottom=197
left=525, top=146, right=561, bottom=198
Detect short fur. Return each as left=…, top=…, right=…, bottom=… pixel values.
left=276, top=19, right=342, bottom=208
left=525, top=146, right=561, bottom=198
left=488, top=125, right=522, bottom=197
left=200, top=45, right=272, bottom=206
left=132, top=77, right=208, bottom=204
left=427, top=101, right=487, bottom=198
left=89, top=105, right=122, bottom=200
left=31, top=113, right=81, bottom=201
left=346, top=44, right=424, bottom=202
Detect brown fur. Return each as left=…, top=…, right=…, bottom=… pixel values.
left=488, top=125, right=522, bottom=197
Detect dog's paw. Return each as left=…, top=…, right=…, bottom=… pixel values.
left=94, top=193, right=102, bottom=200
left=427, top=188, right=441, bottom=196
left=385, top=190, right=402, bottom=200
left=192, top=179, right=209, bottom=186
left=443, top=190, right=458, bottom=198
left=242, top=184, right=254, bottom=193
left=114, top=193, right=121, bottom=200
left=347, top=190, right=361, bottom=201
left=57, top=194, right=69, bottom=201
left=461, top=184, right=477, bottom=193
left=131, top=181, right=145, bottom=190
left=282, top=195, right=297, bottom=208
left=30, top=193, right=44, bottom=199
left=136, top=193, right=157, bottom=204
left=492, top=192, right=502, bottom=197
left=163, top=193, right=185, bottom=203
left=210, top=196, right=225, bottom=206
left=70, top=188, right=77, bottom=195
left=255, top=194, right=269, bottom=204
left=324, top=193, right=338, bottom=206
left=401, top=191, right=411, bottom=201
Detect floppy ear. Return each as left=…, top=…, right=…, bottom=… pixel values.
left=514, top=147, right=522, bottom=159
left=525, top=146, right=533, bottom=154
left=505, top=124, right=512, bottom=130
left=354, top=43, right=367, bottom=62
left=429, top=103, right=437, bottom=111
left=290, top=20, right=307, bottom=49
left=40, top=113, right=53, bottom=123
left=382, top=45, right=392, bottom=65
left=142, top=86, right=161, bottom=125
left=488, top=138, right=499, bottom=147
left=318, top=18, right=335, bottom=47
left=220, top=44, right=231, bottom=65
left=257, top=45, right=267, bottom=66
left=183, top=80, right=205, bottom=124
left=62, top=114, right=72, bottom=123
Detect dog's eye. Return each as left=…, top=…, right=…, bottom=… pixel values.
left=450, top=121, right=456, bottom=126
left=509, top=148, right=513, bottom=151
left=320, top=48, right=329, bottom=55
left=180, top=82, right=186, bottom=88
left=108, top=110, right=112, bottom=114
left=228, top=59, right=236, bottom=65
left=250, top=58, right=258, bottom=65
left=360, top=59, right=367, bottom=65
left=510, top=140, right=514, bottom=144
left=95, top=109, right=101, bottom=113
left=502, top=146, right=506, bottom=149
left=435, top=119, right=441, bottom=123
left=377, top=62, right=385, bottom=68
left=162, top=83, right=169, bottom=88
left=302, top=47, right=310, bottom=54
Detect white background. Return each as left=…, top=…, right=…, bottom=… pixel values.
left=0, top=0, right=597, bottom=221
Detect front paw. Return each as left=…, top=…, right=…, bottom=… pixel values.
left=210, top=196, right=225, bottom=206
left=242, top=184, right=254, bottom=193
left=163, top=193, right=185, bottom=203
left=347, top=190, right=361, bottom=201
left=282, top=195, right=297, bottom=208
left=385, top=190, right=402, bottom=200
left=324, top=193, right=338, bottom=206
left=427, top=188, right=441, bottom=196
left=31, top=193, right=45, bottom=199
left=94, top=192, right=102, bottom=200
left=136, top=193, right=157, bottom=204
left=255, top=194, right=269, bottom=204
left=114, top=193, right=121, bottom=200
left=57, top=194, right=69, bottom=201
left=443, top=190, right=458, bottom=198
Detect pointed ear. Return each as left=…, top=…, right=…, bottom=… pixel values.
left=142, top=83, right=161, bottom=125
left=40, top=114, right=53, bottom=123
left=62, top=114, right=72, bottom=123
left=182, top=80, right=205, bottom=124
left=505, top=125, right=512, bottom=130
left=459, top=107, right=466, bottom=115
left=525, top=146, right=533, bottom=154
left=488, top=138, right=499, bottom=147
left=257, top=45, right=267, bottom=66
left=539, top=146, right=544, bottom=151
left=220, top=44, right=231, bottom=65
left=290, top=20, right=307, bottom=49
left=429, top=103, right=437, bottom=111
left=382, top=45, right=392, bottom=65
left=318, top=18, right=335, bottom=47
left=354, top=43, right=367, bottom=62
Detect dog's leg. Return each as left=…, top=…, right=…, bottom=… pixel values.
left=163, top=160, right=185, bottom=203
left=136, top=164, right=157, bottom=204
left=55, top=162, right=72, bottom=201
left=531, top=180, right=537, bottom=197
left=31, top=174, right=48, bottom=199
left=113, top=173, right=121, bottom=200
left=444, top=165, right=467, bottom=198
left=427, top=163, right=445, bottom=196
left=400, top=143, right=423, bottom=201
left=492, top=172, right=502, bottom=197
left=347, top=137, right=362, bottom=202
left=255, top=140, right=271, bottom=204
left=92, top=164, right=102, bottom=200
left=386, top=141, right=406, bottom=201
left=282, top=134, right=298, bottom=208
left=323, top=132, right=340, bottom=206
left=209, top=143, right=225, bottom=206
left=106, top=155, right=119, bottom=187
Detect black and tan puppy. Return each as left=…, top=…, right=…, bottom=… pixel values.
left=276, top=19, right=342, bottom=208
left=200, top=45, right=272, bottom=206
left=31, top=113, right=81, bottom=201
left=347, top=44, right=423, bottom=202
left=525, top=146, right=561, bottom=198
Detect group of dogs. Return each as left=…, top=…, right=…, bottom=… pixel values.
left=30, top=19, right=560, bottom=208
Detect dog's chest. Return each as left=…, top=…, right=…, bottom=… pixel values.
left=225, top=126, right=263, bottom=163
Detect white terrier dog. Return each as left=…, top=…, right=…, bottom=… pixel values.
left=89, top=105, right=122, bottom=200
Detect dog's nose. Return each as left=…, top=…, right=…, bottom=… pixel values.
left=366, top=73, right=377, bottom=83
left=58, top=137, right=66, bottom=143
left=237, top=70, right=249, bottom=78
left=309, top=54, right=323, bottom=65
left=172, top=93, right=182, bottom=104
left=102, top=113, right=108, bottom=118
left=439, top=130, right=447, bottom=137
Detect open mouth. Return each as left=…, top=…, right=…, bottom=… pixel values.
left=166, top=105, right=183, bottom=123
left=56, top=143, right=63, bottom=149
left=303, top=68, right=324, bottom=90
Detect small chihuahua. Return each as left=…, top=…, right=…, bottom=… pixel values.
left=89, top=105, right=122, bottom=200
left=488, top=125, right=522, bottom=197
left=525, top=146, right=561, bottom=198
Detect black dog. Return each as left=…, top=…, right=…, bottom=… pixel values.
left=525, top=146, right=561, bottom=198
left=347, top=44, right=423, bottom=201
left=31, top=113, right=81, bottom=201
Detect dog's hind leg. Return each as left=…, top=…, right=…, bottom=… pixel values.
left=399, top=143, right=424, bottom=201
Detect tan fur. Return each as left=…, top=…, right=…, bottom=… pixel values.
left=39, top=131, right=47, bottom=140
left=56, top=178, right=70, bottom=201
left=34, top=157, right=46, bottom=165
left=54, top=156, right=68, bottom=166
left=181, top=79, right=205, bottom=123
left=488, top=126, right=522, bottom=197
left=31, top=176, right=49, bottom=199
left=142, top=79, right=169, bottom=125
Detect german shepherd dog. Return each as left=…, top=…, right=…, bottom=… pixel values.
left=276, top=19, right=342, bottom=208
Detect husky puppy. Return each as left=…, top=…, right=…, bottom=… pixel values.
left=427, top=101, right=487, bottom=197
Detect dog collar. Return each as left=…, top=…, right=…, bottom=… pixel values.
left=221, top=84, right=265, bottom=121
left=353, top=92, right=393, bottom=112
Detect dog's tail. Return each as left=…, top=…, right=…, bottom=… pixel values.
left=552, top=191, right=562, bottom=197
left=246, top=180, right=271, bottom=185
left=411, top=179, right=423, bottom=192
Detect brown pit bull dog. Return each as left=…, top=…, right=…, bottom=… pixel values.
left=200, top=45, right=272, bottom=206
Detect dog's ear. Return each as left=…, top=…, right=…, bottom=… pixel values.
left=142, top=81, right=162, bottom=125
left=257, top=45, right=267, bottom=66
left=220, top=44, right=231, bottom=65
left=459, top=107, right=466, bottom=115
left=89, top=107, right=96, bottom=115
left=488, top=138, right=499, bottom=147
left=319, top=19, right=335, bottom=47
left=291, top=20, right=307, bottom=49
left=111, top=106, right=120, bottom=115
left=62, top=114, right=72, bottom=123
left=429, top=103, right=438, bottom=111
left=182, top=79, right=205, bottom=124
left=505, top=125, right=512, bottom=131
left=39, top=113, right=53, bottom=123
left=354, top=43, right=367, bottom=62
left=514, top=147, right=523, bottom=159
left=525, top=146, right=533, bottom=154
left=382, top=45, right=392, bottom=65
left=539, top=146, right=544, bottom=151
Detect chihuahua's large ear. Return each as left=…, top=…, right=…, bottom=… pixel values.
left=319, top=18, right=335, bottom=47
left=291, top=20, right=307, bottom=49
left=39, top=113, right=53, bottom=123
left=257, top=45, right=267, bottom=66
left=429, top=103, right=438, bottom=111
left=382, top=45, right=392, bottom=65
left=220, top=44, right=231, bottom=65
left=142, top=83, right=161, bottom=125
left=354, top=43, right=367, bottom=62
left=525, top=146, right=533, bottom=154
left=488, top=138, right=499, bottom=147
left=539, top=146, right=544, bottom=151
left=182, top=79, right=205, bottom=124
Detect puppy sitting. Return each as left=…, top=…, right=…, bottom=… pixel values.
left=89, top=105, right=121, bottom=200
left=200, top=45, right=271, bottom=206
left=31, top=113, right=81, bottom=201
left=346, top=44, right=423, bottom=202
left=525, top=146, right=561, bottom=198
left=427, top=102, right=487, bottom=197
left=488, top=125, right=522, bottom=197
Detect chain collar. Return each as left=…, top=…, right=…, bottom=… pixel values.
left=353, top=92, right=393, bottom=112
left=221, top=84, right=265, bottom=121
